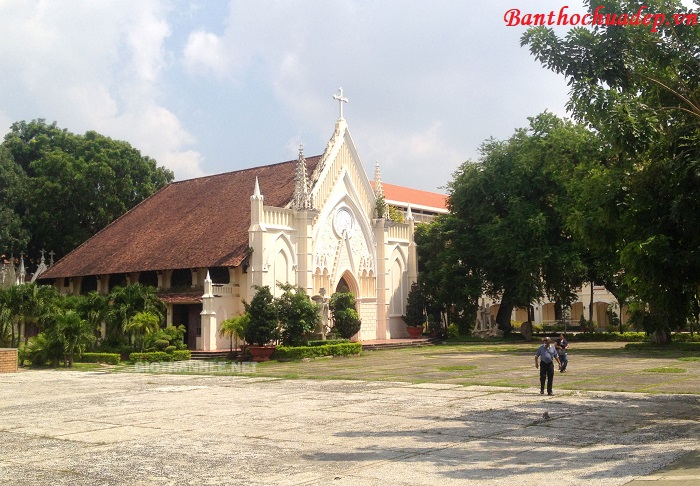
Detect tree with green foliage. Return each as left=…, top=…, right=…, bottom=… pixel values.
left=275, top=282, right=320, bottom=346
left=329, top=291, right=361, bottom=339
left=144, top=324, right=187, bottom=352
left=107, top=284, right=164, bottom=346
left=0, top=119, right=173, bottom=259
left=522, top=0, right=700, bottom=342
left=0, top=282, right=61, bottom=347
left=219, top=315, right=249, bottom=353
left=124, top=311, right=161, bottom=352
left=414, top=217, right=482, bottom=335
left=0, top=146, right=29, bottom=254
left=243, top=285, right=280, bottom=346
left=54, top=310, right=96, bottom=367
left=444, top=114, right=595, bottom=335
left=402, top=282, right=426, bottom=328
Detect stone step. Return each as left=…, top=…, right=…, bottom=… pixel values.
left=189, top=351, right=231, bottom=360
left=361, top=338, right=439, bottom=351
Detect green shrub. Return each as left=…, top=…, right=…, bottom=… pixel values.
left=129, top=350, right=190, bottom=362
left=77, top=353, right=121, bottom=365
left=130, top=351, right=171, bottom=362
left=273, top=342, right=362, bottom=361
left=275, top=283, right=320, bottom=346
left=307, top=339, right=349, bottom=346
left=172, top=350, right=191, bottom=361
left=671, top=333, right=700, bottom=343
left=447, top=323, right=459, bottom=339
left=570, top=332, right=647, bottom=342
left=164, top=345, right=176, bottom=354
left=244, top=285, right=280, bottom=345
left=143, top=325, right=187, bottom=351
left=329, top=292, right=362, bottom=339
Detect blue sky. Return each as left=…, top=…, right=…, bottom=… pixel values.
left=0, top=0, right=598, bottom=192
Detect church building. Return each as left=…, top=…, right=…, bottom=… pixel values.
left=41, top=101, right=448, bottom=350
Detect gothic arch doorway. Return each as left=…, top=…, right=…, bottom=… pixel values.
left=335, top=271, right=359, bottom=296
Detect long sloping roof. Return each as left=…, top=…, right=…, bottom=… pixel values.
left=43, top=156, right=321, bottom=279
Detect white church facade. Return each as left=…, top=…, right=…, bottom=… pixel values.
left=42, top=109, right=448, bottom=350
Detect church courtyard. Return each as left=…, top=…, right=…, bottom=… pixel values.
left=2, top=342, right=699, bottom=485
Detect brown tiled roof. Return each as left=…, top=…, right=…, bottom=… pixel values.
left=158, top=292, right=203, bottom=304
left=42, top=156, right=321, bottom=279
left=371, top=181, right=447, bottom=211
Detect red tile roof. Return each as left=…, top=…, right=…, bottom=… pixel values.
left=371, top=181, right=447, bottom=211
left=42, top=156, right=320, bottom=279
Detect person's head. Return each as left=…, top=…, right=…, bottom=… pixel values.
left=544, top=337, right=551, bottom=347
left=559, top=333, right=565, bottom=339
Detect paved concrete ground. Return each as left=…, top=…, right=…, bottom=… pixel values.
left=1, top=367, right=699, bottom=485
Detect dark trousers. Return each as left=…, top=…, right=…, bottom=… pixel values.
left=540, top=361, right=554, bottom=394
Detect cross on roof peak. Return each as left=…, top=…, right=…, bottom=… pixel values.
left=333, top=87, right=348, bottom=119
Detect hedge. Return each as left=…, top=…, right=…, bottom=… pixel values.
left=306, top=339, right=350, bottom=347
left=129, top=350, right=192, bottom=362
left=273, top=342, right=362, bottom=361
left=75, top=353, right=121, bottom=365
left=563, top=332, right=647, bottom=342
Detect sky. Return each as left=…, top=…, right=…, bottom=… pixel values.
left=0, top=0, right=603, bottom=193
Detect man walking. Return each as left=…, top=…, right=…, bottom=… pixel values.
left=535, top=337, right=561, bottom=396
left=555, top=333, right=569, bottom=372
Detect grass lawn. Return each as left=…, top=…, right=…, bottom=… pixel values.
left=84, top=340, right=700, bottom=394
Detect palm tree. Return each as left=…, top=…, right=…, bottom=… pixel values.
left=108, top=284, right=164, bottom=345
left=219, top=314, right=249, bottom=353
left=76, top=291, right=110, bottom=341
left=55, top=310, right=96, bottom=367
left=2, top=283, right=60, bottom=346
left=124, top=311, right=161, bottom=352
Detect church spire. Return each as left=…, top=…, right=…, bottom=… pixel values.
left=252, top=176, right=263, bottom=201
left=373, top=160, right=384, bottom=199
left=17, top=253, right=26, bottom=284
left=292, top=144, right=312, bottom=210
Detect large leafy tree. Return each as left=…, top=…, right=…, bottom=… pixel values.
left=1, top=119, right=173, bottom=259
left=0, top=146, right=29, bottom=254
left=414, top=218, right=482, bottom=334
left=443, top=114, right=596, bottom=334
left=522, top=0, right=700, bottom=342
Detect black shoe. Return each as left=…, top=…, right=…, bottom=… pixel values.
left=540, top=390, right=544, bottom=395
left=548, top=392, right=554, bottom=396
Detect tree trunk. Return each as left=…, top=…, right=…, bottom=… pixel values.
left=651, top=328, right=672, bottom=344
left=496, top=290, right=514, bottom=336
left=588, top=281, right=594, bottom=324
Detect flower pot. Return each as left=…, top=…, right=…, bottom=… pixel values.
left=406, top=326, right=423, bottom=339
left=248, top=345, right=276, bottom=362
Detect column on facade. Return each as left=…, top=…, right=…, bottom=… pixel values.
left=295, top=210, right=315, bottom=295
left=200, top=271, right=217, bottom=351
left=374, top=217, right=388, bottom=339
left=406, top=204, right=417, bottom=286
left=248, top=177, right=266, bottom=303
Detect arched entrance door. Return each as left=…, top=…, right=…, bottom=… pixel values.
left=336, top=276, right=350, bottom=294
left=334, top=271, right=359, bottom=296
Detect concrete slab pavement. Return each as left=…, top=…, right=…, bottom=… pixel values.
left=1, top=368, right=699, bottom=484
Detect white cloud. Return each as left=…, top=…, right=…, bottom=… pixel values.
left=355, top=121, right=464, bottom=192
left=183, top=30, right=229, bottom=77
left=0, top=0, right=205, bottom=180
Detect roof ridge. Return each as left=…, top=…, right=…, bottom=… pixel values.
left=171, top=154, right=323, bottom=185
